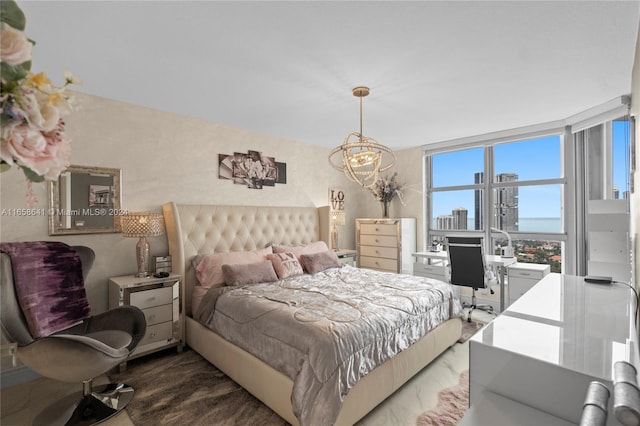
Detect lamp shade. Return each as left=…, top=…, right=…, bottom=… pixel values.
left=330, top=210, right=346, bottom=226
left=121, top=212, right=165, bottom=238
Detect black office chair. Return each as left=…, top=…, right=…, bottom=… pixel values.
left=446, top=236, right=495, bottom=322
left=1, top=242, right=146, bottom=426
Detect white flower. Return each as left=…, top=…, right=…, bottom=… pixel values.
left=0, top=24, right=32, bottom=65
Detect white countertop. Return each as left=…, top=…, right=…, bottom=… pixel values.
left=470, top=273, right=638, bottom=380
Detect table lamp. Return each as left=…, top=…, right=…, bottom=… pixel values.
left=491, top=227, right=514, bottom=258
left=330, top=210, right=346, bottom=251
left=121, top=212, right=165, bottom=277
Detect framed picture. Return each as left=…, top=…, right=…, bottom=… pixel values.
left=218, top=149, right=287, bottom=189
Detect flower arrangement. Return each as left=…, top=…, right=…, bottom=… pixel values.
left=370, top=172, right=406, bottom=204
left=0, top=0, right=80, bottom=196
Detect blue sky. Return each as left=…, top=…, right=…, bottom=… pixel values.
left=432, top=127, right=629, bottom=221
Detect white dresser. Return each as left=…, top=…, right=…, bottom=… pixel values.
left=507, top=262, right=550, bottom=306
left=356, top=218, right=416, bottom=274
left=466, top=273, right=639, bottom=425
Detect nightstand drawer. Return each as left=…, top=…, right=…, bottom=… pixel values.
left=360, top=255, right=398, bottom=272
left=360, top=234, right=398, bottom=247
left=140, top=322, right=173, bottom=346
left=130, top=286, right=173, bottom=309
left=142, top=304, right=173, bottom=326
left=360, top=223, right=398, bottom=236
left=360, top=245, right=398, bottom=259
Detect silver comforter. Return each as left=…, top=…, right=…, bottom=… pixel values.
left=195, top=265, right=464, bottom=426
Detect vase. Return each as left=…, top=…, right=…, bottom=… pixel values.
left=380, top=201, right=390, bottom=218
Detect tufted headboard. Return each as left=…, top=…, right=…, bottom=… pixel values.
left=162, top=202, right=321, bottom=316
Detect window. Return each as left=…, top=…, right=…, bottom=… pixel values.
left=612, top=119, right=631, bottom=199
left=425, top=134, right=566, bottom=272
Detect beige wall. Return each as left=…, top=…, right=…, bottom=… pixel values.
left=1, top=92, right=390, bottom=312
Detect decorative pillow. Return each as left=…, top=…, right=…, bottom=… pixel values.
left=0, top=241, right=91, bottom=338
left=272, top=241, right=329, bottom=264
left=300, top=250, right=342, bottom=274
left=267, top=252, right=304, bottom=279
left=196, top=247, right=273, bottom=289
left=221, top=261, right=278, bottom=286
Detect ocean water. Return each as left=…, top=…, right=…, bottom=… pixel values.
left=431, top=218, right=562, bottom=233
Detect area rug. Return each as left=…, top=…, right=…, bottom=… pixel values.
left=109, top=348, right=287, bottom=426
left=415, top=369, right=469, bottom=426
left=458, top=319, right=485, bottom=343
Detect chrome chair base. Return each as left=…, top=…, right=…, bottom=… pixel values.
left=33, top=383, right=134, bottom=426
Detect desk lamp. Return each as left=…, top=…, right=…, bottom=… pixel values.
left=491, top=227, right=514, bottom=258
left=122, top=212, right=165, bottom=277
left=330, top=210, right=346, bottom=251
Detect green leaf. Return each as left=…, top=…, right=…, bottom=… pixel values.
left=0, top=162, right=11, bottom=173
left=0, top=1, right=26, bottom=31
left=0, top=61, right=28, bottom=83
left=21, top=166, right=45, bottom=183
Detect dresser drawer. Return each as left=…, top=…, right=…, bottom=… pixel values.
left=360, top=234, right=398, bottom=247
left=139, top=321, right=173, bottom=346
left=130, top=286, right=174, bottom=310
left=360, top=223, right=398, bottom=236
left=141, top=304, right=173, bottom=326
left=360, top=245, right=398, bottom=259
left=360, top=256, right=398, bottom=272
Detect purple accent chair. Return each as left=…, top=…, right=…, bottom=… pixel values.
left=1, top=245, right=146, bottom=426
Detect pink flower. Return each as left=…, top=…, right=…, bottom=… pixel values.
left=0, top=25, right=33, bottom=65
left=0, top=119, right=71, bottom=180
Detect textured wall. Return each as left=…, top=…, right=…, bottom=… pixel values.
left=0, top=92, right=382, bottom=313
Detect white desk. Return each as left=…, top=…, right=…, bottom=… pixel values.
left=467, top=273, right=639, bottom=425
left=413, top=251, right=516, bottom=312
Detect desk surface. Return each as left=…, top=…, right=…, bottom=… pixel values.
left=413, top=251, right=516, bottom=267
left=471, top=273, right=638, bottom=379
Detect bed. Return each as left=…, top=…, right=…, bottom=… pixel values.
left=162, top=202, right=463, bottom=426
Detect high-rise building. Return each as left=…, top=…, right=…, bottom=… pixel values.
left=495, top=173, right=519, bottom=231
left=452, top=207, right=468, bottom=230
left=613, top=186, right=620, bottom=199
left=474, top=172, right=483, bottom=231
left=437, top=215, right=454, bottom=230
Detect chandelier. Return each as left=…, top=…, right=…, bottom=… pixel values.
left=328, top=86, right=396, bottom=188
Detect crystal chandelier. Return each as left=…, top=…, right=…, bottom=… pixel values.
left=328, top=86, right=396, bottom=188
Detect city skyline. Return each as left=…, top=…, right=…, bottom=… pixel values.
left=432, top=124, right=629, bottom=234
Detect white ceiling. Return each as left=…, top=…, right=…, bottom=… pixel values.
left=20, top=1, right=640, bottom=150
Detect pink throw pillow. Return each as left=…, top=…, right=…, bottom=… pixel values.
left=195, top=247, right=273, bottom=288
left=272, top=241, right=329, bottom=265
left=267, top=252, right=304, bottom=279
left=300, top=250, right=342, bottom=274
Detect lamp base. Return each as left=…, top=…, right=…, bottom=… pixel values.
left=331, top=225, right=338, bottom=251
left=135, top=237, right=150, bottom=277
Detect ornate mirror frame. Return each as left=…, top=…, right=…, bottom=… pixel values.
left=48, top=165, right=122, bottom=235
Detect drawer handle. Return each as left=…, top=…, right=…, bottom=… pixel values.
left=150, top=332, right=157, bottom=338
left=148, top=314, right=156, bottom=321
left=520, top=273, right=531, bottom=276
left=375, top=239, right=379, bottom=243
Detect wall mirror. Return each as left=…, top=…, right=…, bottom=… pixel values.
left=48, top=165, right=122, bottom=235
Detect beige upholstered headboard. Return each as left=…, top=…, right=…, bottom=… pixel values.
left=162, top=202, right=320, bottom=316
